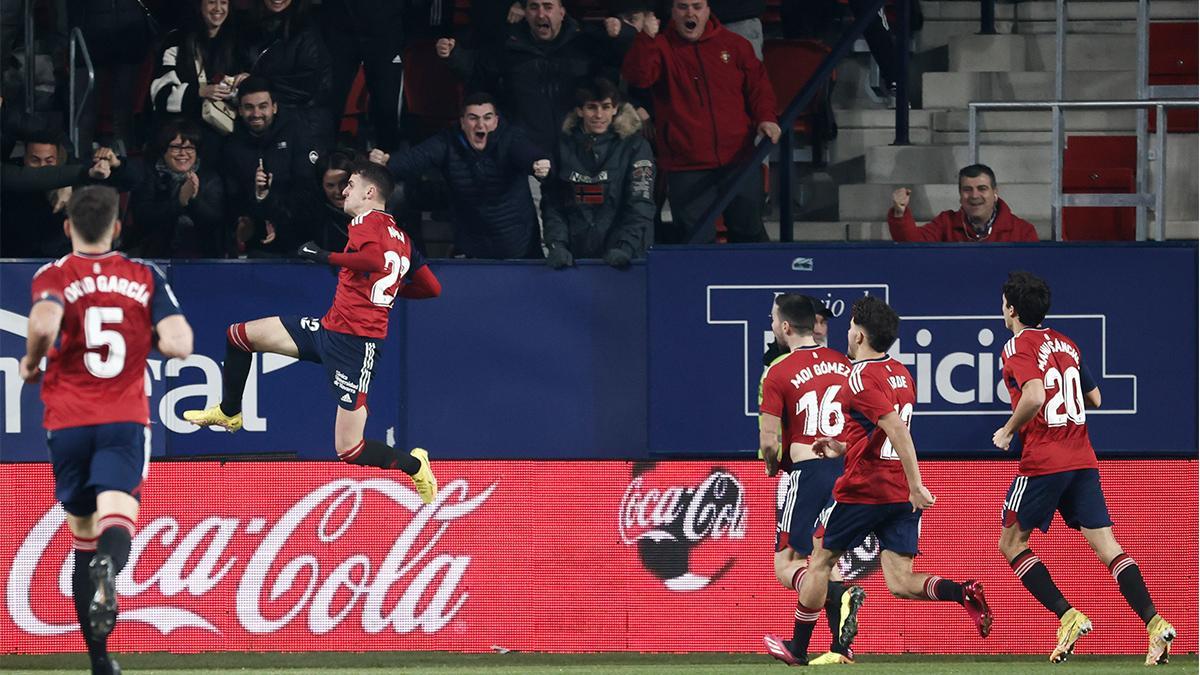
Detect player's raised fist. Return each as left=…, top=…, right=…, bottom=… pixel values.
left=507, top=1, right=524, bottom=23
left=891, top=187, right=911, bottom=216
left=435, top=38, right=456, bottom=59
left=368, top=148, right=390, bottom=165
left=532, top=159, right=550, bottom=179
left=297, top=240, right=331, bottom=264
left=604, top=17, right=622, bottom=38
left=643, top=13, right=660, bottom=37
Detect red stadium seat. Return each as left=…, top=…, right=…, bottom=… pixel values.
left=1147, top=22, right=1198, bottom=133
left=1062, top=136, right=1137, bottom=241
left=763, top=39, right=834, bottom=139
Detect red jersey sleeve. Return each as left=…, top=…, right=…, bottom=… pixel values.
left=759, top=366, right=786, bottom=418
left=30, top=263, right=65, bottom=306
left=849, top=368, right=895, bottom=424
left=1006, top=340, right=1044, bottom=387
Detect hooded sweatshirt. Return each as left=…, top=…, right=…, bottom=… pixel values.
left=621, top=16, right=777, bottom=172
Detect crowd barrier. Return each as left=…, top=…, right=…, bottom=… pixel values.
left=2, top=459, right=1195, bottom=655
left=1, top=243, right=1195, bottom=461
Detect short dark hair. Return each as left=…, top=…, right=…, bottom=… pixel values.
left=573, top=76, right=622, bottom=108
left=22, top=128, right=65, bottom=148
left=851, top=296, right=900, bottom=353
left=237, top=76, right=274, bottom=103
left=66, top=186, right=120, bottom=243
left=318, top=147, right=362, bottom=175
left=350, top=160, right=395, bottom=200
left=1002, top=271, right=1051, bottom=327
left=959, top=163, right=997, bottom=189
left=155, top=118, right=202, bottom=158
left=775, top=293, right=815, bottom=336
left=461, top=92, right=497, bottom=115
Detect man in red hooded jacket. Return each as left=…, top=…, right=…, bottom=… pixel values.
left=888, top=164, right=1040, bottom=242
left=622, top=0, right=780, bottom=244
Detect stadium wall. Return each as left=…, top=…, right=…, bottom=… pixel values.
left=2, top=459, right=1195, bottom=655
left=1, top=243, right=1197, bottom=461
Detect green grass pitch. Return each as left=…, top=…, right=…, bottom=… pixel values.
left=1, top=652, right=1195, bottom=674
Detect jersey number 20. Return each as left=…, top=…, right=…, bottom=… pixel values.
left=1044, top=366, right=1086, bottom=427
left=84, top=306, right=125, bottom=379
left=370, top=251, right=411, bottom=308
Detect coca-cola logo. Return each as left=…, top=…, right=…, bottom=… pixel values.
left=618, top=465, right=747, bottom=591
left=6, top=477, right=495, bottom=636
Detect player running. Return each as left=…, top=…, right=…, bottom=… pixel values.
left=993, top=271, right=1175, bottom=665
left=182, top=161, right=440, bottom=503
left=20, top=186, right=194, bottom=675
left=759, top=294, right=865, bottom=665
left=766, top=296, right=992, bottom=666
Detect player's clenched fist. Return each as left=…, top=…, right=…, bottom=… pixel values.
left=604, top=17, right=621, bottom=38
left=435, top=38, right=455, bottom=59
left=891, top=187, right=911, bottom=216
left=18, top=354, right=41, bottom=383
left=909, top=483, right=936, bottom=511
left=368, top=148, right=390, bottom=165
left=532, top=159, right=550, bottom=179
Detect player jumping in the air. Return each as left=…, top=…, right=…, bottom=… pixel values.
left=183, top=161, right=440, bottom=502
left=21, top=186, right=194, bottom=675
left=993, top=271, right=1175, bottom=665
left=759, top=294, right=865, bottom=665
left=766, top=296, right=992, bottom=666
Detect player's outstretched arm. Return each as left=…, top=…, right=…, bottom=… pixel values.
left=397, top=265, right=441, bottom=299
left=155, top=314, right=194, bottom=359
left=19, top=300, right=64, bottom=382
left=992, top=378, right=1044, bottom=450
left=877, top=412, right=935, bottom=511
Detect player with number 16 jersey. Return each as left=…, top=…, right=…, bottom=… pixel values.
left=183, top=161, right=441, bottom=505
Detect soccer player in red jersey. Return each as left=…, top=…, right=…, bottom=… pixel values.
left=993, top=271, right=1175, bottom=665
left=20, top=186, right=194, bottom=675
left=183, top=161, right=440, bottom=503
left=767, top=297, right=992, bottom=666
left=759, top=294, right=865, bottom=665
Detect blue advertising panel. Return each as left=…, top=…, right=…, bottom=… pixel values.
left=647, top=243, right=1198, bottom=457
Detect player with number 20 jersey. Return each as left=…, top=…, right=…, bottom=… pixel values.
left=994, top=271, right=1174, bottom=666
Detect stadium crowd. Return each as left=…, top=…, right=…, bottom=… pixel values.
left=1, top=0, right=970, bottom=263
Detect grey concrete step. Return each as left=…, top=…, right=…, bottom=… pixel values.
left=834, top=108, right=934, bottom=130
left=865, top=144, right=1053, bottom=184
left=922, top=70, right=1136, bottom=110
left=763, top=218, right=1196, bottom=242
left=839, top=182, right=1053, bottom=220
left=830, top=127, right=934, bottom=166
left=919, top=0, right=1196, bottom=23
left=948, top=33, right=1137, bottom=72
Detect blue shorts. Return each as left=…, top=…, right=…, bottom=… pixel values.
left=776, top=458, right=843, bottom=555
left=1002, top=468, right=1113, bottom=533
left=47, top=423, right=149, bottom=516
left=282, top=315, right=383, bottom=411
left=815, top=500, right=922, bottom=556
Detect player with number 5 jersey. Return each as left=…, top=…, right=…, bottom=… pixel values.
left=183, top=161, right=441, bottom=505
left=994, top=271, right=1175, bottom=666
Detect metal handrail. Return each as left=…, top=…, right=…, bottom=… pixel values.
left=68, top=28, right=95, bottom=159
left=967, top=99, right=1200, bottom=242
left=697, top=0, right=906, bottom=243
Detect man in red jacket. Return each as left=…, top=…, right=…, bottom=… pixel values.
left=888, top=164, right=1039, bottom=242
left=622, top=0, right=780, bottom=244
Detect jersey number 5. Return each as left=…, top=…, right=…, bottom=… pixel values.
left=1044, top=366, right=1086, bottom=427
left=84, top=306, right=125, bottom=379
left=370, top=251, right=411, bottom=307
left=879, top=402, right=914, bottom=460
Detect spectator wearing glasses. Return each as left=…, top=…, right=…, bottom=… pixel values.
left=115, top=120, right=227, bottom=258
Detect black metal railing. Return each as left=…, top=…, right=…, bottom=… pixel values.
left=698, top=0, right=909, bottom=243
